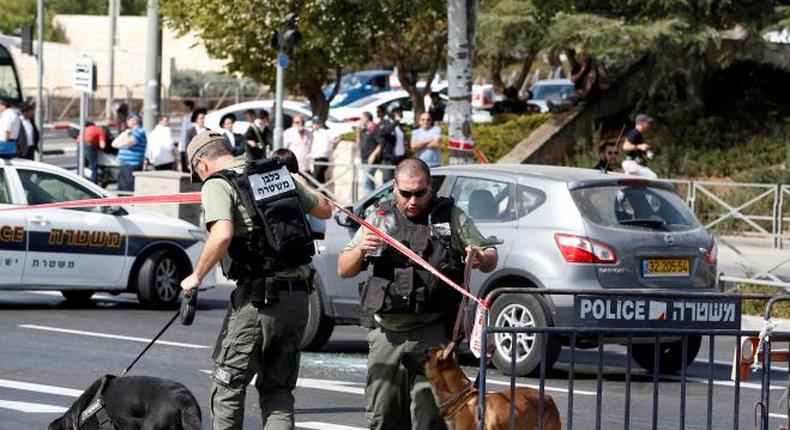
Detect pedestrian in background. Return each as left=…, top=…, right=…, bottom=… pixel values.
left=356, top=112, right=379, bottom=194
left=622, top=114, right=658, bottom=179
left=180, top=131, right=332, bottom=430
left=17, top=101, right=39, bottom=160
left=389, top=104, right=406, bottom=163
left=593, top=140, right=619, bottom=172
left=428, top=92, right=446, bottom=123
left=0, top=99, right=20, bottom=157
left=309, top=115, right=336, bottom=184
left=337, top=158, right=498, bottom=430
left=184, top=108, right=208, bottom=158
left=178, top=100, right=195, bottom=172
left=219, top=113, right=244, bottom=156
left=410, top=112, right=442, bottom=168
left=79, top=121, right=106, bottom=184
left=113, top=112, right=147, bottom=192
left=373, top=105, right=397, bottom=182
left=283, top=115, right=312, bottom=173
left=245, top=109, right=272, bottom=160
left=145, top=114, right=177, bottom=171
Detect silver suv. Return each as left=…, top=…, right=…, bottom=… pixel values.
left=304, top=165, right=718, bottom=376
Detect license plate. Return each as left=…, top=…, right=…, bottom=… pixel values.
left=642, top=258, right=690, bottom=277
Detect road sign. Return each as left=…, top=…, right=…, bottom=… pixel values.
left=72, top=55, right=95, bottom=93
left=574, top=294, right=741, bottom=330
left=277, top=53, right=289, bottom=69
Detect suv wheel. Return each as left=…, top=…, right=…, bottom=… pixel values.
left=61, top=290, right=95, bottom=306
left=136, top=249, right=182, bottom=309
left=490, top=293, right=560, bottom=377
left=300, top=280, right=335, bottom=351
left=632, top=335, right=702, bottom=374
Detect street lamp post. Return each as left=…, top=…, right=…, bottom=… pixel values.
left=271, top=13, right=301, bottom=151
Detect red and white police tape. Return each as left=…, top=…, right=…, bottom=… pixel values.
left=0, top=191, right=490, bottom=311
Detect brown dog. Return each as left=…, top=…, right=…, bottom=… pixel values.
left=402, top=341, right=561, bottom=430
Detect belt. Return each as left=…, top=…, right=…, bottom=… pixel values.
left=270, top=279, right=309, bottom=293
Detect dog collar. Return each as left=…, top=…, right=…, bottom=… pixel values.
left=438, top=383, right=478, bottom=420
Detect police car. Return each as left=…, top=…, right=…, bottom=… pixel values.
left=0, top=158, right=213, bottom=309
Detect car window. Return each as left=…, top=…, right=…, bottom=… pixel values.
left=451, top=177, right=516, bottom=222
left=17, top=169, right=103, bottom=212
left=571, top=185, right=699, bottom=231
left=0, top=168, right=11, bottom=204
left=517, top=184, right=546, bottom=218
left=386, top=97, right=412, bottom=112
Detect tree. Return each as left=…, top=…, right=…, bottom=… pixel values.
left=368, top=0, right=446, bottom=125
left=537, top=0, right=788, bottom=114
left=477, top=0, right=554, bottom=93
left=160, top=0, right=371, bottom=121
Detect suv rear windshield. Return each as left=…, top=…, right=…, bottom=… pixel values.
left=571, top=185, right=699, bottom=231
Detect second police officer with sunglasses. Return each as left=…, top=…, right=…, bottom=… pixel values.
left=338, top=157, right=498, bottom=430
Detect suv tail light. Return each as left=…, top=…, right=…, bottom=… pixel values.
left=706, top=241, right=717, bottom=265
left=554, top=233, right=618, bottom=264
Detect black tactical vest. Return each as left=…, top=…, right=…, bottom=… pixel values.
left=206, top=158, right=315, bottom=279
left=359, top=197, right=465, bottom=315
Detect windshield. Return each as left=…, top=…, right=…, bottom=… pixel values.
left=530, top=84, right=574, bottom=102
left=571, top=185, right=699, bottom=231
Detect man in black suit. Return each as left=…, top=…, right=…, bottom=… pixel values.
left=17, top=102, right=39, bottom=160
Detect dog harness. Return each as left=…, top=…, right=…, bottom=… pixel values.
left=79, top=375, right=118, bottom=430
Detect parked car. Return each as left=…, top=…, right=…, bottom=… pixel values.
left=330, top=89, right=491, bottom=125
left=324, top=70, right=394, bottom=108
left=305, top=165, right=718, bottom=376
left=0, top=158, right=213, bottom=309
left=204, top=100, right=353, bottom=139
left=528, top=79, right=576, bottom=112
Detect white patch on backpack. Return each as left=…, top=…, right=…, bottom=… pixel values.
left=432, top=222, right=451, bottom=237
left=248, top=166, right=295, bottom=201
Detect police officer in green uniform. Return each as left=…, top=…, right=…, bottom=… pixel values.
left=181, top=131, right=332, bottom=430
left=337, top=158, right=498, bottom=430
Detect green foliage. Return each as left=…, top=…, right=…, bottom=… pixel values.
left=729, top=284, right=790, bottom=318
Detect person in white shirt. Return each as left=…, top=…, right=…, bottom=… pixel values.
left=0, top=99, right=21, bottom=157
left=309, top=115, right=338, bottom=183
left=178, top=100, right=195, bottom=172
left=145, top=115, right=177, bottom=170
left=283, top=115, right=313, bottom=172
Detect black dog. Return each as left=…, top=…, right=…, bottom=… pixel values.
left=49, top=375, right=202, bottom=430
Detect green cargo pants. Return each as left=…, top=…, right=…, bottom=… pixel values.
left=366, top=320, right=449, bottom=430
left=210, top=280, right=308, bottom=430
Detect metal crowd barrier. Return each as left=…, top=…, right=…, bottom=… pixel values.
left=477, top=288, right=790, bottom=430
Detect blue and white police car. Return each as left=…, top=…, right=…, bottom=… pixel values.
left=0, top=158, right=213, bottom=309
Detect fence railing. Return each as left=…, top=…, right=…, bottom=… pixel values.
left=476, top=288, right=790, bottom=430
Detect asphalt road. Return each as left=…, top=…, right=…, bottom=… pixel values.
left=1, top=287, right=789, bottom=430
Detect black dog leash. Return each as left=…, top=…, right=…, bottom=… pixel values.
left=120, top=290, right=198, bottom=377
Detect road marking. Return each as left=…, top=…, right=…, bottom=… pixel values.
left=660, top=374, right=786, bottom=391
left=0, top=400, right=68, bottom=413
left=482, top=378, right=596, bottom=396
left=22, top=290, right=139, bottom=303
left=0, top=379, right=81, bottom=397
left=19, top=324, right=210, bottom=349
left=298, top=422, right=367, bottom=430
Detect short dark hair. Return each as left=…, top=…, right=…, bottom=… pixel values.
left=362, top=112, right=373, bottom=121
left=191, top=108, right=207, bottom=122
left=20, top=101, right=34, bottom=112
left=394, top=157, right=431, bottom=182
left=258, top=110, right=269, bottom=120
left=244, top=109, right=256, bottom=117
left=195, top=140, right=231, bottom=161
left=220, top=113, right=236, bottom=126
left=272, top=148, right=299, bottom=173
left=430, top=91, right=440, bottom=98
left=183, top=100, right=195, bottom=110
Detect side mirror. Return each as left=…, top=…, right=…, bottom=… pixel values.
left=103, top=205, right=125, bottom=216
left=334, top=206, right=356, bottom=227
left=487, top=235, right=504, bottom=245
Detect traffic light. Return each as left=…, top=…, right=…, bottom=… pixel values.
left=270, top=13, right=301, bottom=52
left=21, top=23, right=34, bottom=56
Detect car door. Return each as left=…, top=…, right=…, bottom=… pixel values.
left=448, top=175, right=518, bottom=292
left=0, top=166, right=25, bottom=284
left=17, top=168, right=128, bottom=287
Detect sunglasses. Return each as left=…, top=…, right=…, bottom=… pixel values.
left=607, top=151, right=619, bottom=155
left=397, top=188, right=429, bottom=199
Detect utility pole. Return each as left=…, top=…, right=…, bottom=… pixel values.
left=106, top=0, right=117, bottom=120
left=271, top=13, right=301, bottom=150
left=35, top=0, right=44, bottom=161
left=142, top=0, right=162, bottom=131
left=447, top=0, right=477, bottom=165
